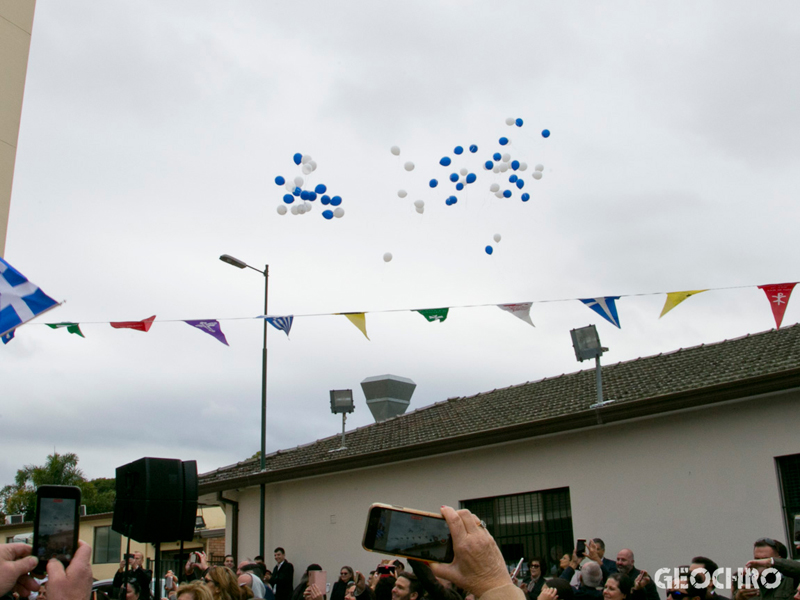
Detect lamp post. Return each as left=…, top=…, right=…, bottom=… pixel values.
left=570, top=324, right=611, bottom=422
left=220, top=254, right=268, bottom=557
left=329, top=389, right=354, bottom=451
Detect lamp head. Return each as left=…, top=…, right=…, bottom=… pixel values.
left=220, top=254, right=247, bottom=269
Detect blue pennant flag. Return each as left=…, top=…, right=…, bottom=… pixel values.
left=580, top=296, right=621, bottom=328
left=265, top=315, right=293, bottom=337
left=0, top=257, right=60, bottom=338
left=2, top=329, right=15, bottom=344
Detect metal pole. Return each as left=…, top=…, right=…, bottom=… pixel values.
left=595, top=355, right=603, bottom=405
left=260, top=265, right=268, bottom=558
left=341, top=412, right=347, bottom=449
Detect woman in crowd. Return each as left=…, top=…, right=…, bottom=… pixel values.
left=177, top=582, right=214, bottom=600
left=293, top=564, right=326, bottom=600
left=331, top=567, right=354, bottom=600
left=603, top=574, right=634, bottom=600
left=204, top=566, right=241, bottom=600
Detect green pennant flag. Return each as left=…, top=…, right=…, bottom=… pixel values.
left=46, top=322, right=85, bottom=338
left=417, top=308, right=449, bottom=323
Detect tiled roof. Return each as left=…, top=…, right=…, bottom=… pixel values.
left=199, top=324, right=800, bottom=492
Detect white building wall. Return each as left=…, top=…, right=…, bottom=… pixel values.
left=216, top=389, right=800, bottom=587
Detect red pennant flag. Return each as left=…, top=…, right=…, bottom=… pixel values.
left=110, top=315, right=156, bottom=332
left=758, top=283, right=797, bottom=329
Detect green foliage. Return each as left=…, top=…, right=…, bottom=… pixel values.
left=0, top=453, right=115, bottom=521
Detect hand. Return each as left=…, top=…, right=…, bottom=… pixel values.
left=746, top=559, right=772, bottom=574
left=634, top=571, right=651, bottom=591
left=119, top=558, right=126, bottom=573
left=197, top=552, right=209, bottom=571
left=46, top=540, right=92, bottom=600
left=734, top=589, right=760, bottom=600
left=538, top=588, right=558, bottom=600
left=354, top=572, right=366, bottom=593
left=0, top=544, right=40, bottom=598
left=428, top=506, right=511, bottom=598
left=586, top=541, right=600, bottom=563
left=304, top=584, right=324, bottom=600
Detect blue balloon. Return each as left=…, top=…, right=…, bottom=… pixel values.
left=300, top=190, right=310, bottom=200
left=321, top=195, right=331, bottom=205
left=293, top=153, right=302, bottom=165
left=509, top=174, right=518, bottom=183
left=314, top=184, right=327, bottom=194
left=515, top=118, right=523, bottom=127
left=484, top=160, right=494, bottom=169
left=283, top=194, right=294, bottom=204
left=456, top=182, right=464, bottom=191
left=521, top=193, right=530, bottom=202
left=503, top=190, right=512, bottom=198
left=440, top=156, right=452, bottom=166
left=485, top=245, right=493, bottom=255
left=322, top=210, right=334, bottom=220
left=454, top=146, right=464, bottom=155
left=493, top=152, right=502, bottom=161
left=466, top=173, right=477, bottom=184
left=308, top=192, right=317, bottom=200
left=516, top=179, right=524, bottom=189
left=499, top=137, right=509, bottom=145
left=330, top=196, right=342, bottom=206
left=449, top=173, right=459, bottom=182
left=445, top=198, right=452, bottom=206
left=429, top=179, right=438, bottom=188
left=293, top=187, right=301, bottom=196
left=511, top=160, right=520, bottom=170
left=275, top=176, right=285, bottom=185
left=469, top=144, right=478, bottom=153
left=542, top=129, right=550, bottom=138
left=451, top=196, right=458, bottom=204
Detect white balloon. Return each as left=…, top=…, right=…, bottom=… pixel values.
left=294, top=176, right=304, bottom=186
left=489, top=183, right=500, bottom=192
left=495, top=191, right=504, bottom=198
left=309, top=161, right=317, bottom=171
left=304, top=202, right=312, bottom=212
left=518, top=162, right=528, bottom=172
left=532, top=171, right=543, bottom=180
left=398, top=189, right=407, bottom=198
left=404, top=161, right=415, bottom=171
left=391, top=146, right=401, bottom=156
left=493, top=233, right=502, bottom=243
left=459, top=167, right=468, bottom=176
left=277, top=205, right=287, bottom=215
left=413, top=199, right=424, bottom=208
left=505, top=117, right=515, bottom=126
left=502, top=153, right=511, bottom=162
left=333, top=207, right=345, bottom=218
left=492, top=165, right=500, bottom=173
left=415, top=205, right=425, bottom=214
left=301, top=154, right=312, bottom=165
left=535, top=164, right=544, bottom=172
left=285, top=181, right=294, bottom=191
left=302, top=165, right=312, bottom=174
left=383, top=252, right=393, bottom=263
left=291, top=204, right=299, bottom=214
left=499, top=162, right=509, bottom=172
left=296, top=204, right=306, bottom=215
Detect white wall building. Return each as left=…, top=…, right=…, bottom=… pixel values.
left=199, top=325, right=800, bottom=587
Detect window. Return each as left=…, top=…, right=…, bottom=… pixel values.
left=462, top=487, right=574, bottom=577
left=93, top=525, right=122, bottom=564
left=776, top=454, right=800, bottom=559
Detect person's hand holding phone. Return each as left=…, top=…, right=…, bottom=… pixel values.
left=634, top=571, right=651, bottom=591
left=46, top=540, right=92, bottom=600
left=0, top=543, right=40, bottom=598
left=197, top=552, right=209, bottom=571
left=304, top=584, right=324, bottom=600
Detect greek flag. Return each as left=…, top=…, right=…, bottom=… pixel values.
left=0, top=257, right=60, bottom=339
left=265, top=315, right=293, bottom=337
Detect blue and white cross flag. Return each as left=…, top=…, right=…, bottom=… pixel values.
left=0, top=257, right=60, bottom=339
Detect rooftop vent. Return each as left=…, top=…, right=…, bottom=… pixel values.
left=361, top=374, right=416, bottom=422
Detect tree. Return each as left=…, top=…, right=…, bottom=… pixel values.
left=0, top=452, right=114, bottom=521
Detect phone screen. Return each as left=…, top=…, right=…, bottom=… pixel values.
left=363, top=505, right=454, bottom=563
left=576, top=539, right=586, bottom=557
left=35, top=497, right=77, bottom=563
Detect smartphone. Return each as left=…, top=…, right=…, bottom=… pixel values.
left=31, top=485, right=81, bottom=576
left=576, top=539, right=586, bottom=558
left=511, top=557, right=524, bottom=579
left=362, top=503, right=454, bottom=564
left=308, top=571, right=327, bottom=590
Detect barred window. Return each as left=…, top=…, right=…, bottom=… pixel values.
left=93, top=525, right=122, bottom=564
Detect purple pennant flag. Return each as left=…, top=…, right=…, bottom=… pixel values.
left=184, top=320, right=229, bottom=346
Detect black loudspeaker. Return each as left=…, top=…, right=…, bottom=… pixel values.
left=112, top=458, right=198, bottom=543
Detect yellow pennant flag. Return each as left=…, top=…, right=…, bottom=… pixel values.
left=341, top=312, right=370, bottom=340
left=660, top=290, right=707, bottom=318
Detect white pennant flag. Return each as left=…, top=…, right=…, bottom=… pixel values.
left=498, top=302, right=535, bottom=327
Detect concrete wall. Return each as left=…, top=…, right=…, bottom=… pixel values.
left=0, top=0, right=36, bottom=257
left=215, top=389, right=800, bottom=590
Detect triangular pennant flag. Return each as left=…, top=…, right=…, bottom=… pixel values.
left=497, top=302, right=535, bottom=327
left=659, top=290, right=708, bottom=318
left=110, top=315, right=156, bottom=332
left=184, top=320, right=229, bottom=346
left=46, top=322, right=85, bottom=338
left=341, top=312, right=369, bottom=340
left=2, top=329, right=15, bottom=344
left=0, top=257, right=60, bottom=338
left=265, top=315, right=293, bottom=337
left=579, top=296, right=621, bottom=328
left=417, top=308, right=449, bottom=323
left=758, top=283, right=798, bottom=329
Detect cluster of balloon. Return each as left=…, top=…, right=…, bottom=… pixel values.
left=392, top=144, right=480, bottom=211
left=485, top=233, right=502, bottom=255
left=274, top=152, right=345, bottom=220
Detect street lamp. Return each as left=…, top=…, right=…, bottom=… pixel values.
left=219, top=253, right=268, bottom=557
left=570, top=324, right=612, bottom=416
left=329, top=389, right=354, bottom=451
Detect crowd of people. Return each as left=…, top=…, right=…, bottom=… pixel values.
left=1, top=508, right=799, bottom=600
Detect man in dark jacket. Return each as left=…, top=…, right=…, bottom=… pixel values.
left=616, top=549, right=658, bottom=600
left=273, top=547, right=295, bottom=600
left=113, top=552, right=152, bottom=600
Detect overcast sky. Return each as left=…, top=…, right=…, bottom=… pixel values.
left=2, top=1, right=799, bottom=488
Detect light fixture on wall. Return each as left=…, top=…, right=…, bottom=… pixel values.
left=570, top=325, right=613, bottom=421
left=330, top=389, right=354, bottom=451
